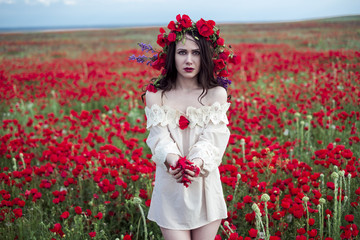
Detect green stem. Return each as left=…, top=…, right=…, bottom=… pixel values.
left=337, top=175, right=343, bottom=238
left=333, top=178, right=338, bottom=238
left=319, top=204, right=324, bottom=239
left=220, top=224, right=231, bottom=238
left=137, top=203, right=148, bottom=240
left=265, top=202, right=269, bottom=240
left=305, top=201, right=309, bottom=240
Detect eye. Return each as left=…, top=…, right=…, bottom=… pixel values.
left=193, top=51, right=200, bottom=56
left=177, top=50, right=187, bottom=55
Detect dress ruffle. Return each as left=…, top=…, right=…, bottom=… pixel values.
left=145, top=102, right=230, bottom=129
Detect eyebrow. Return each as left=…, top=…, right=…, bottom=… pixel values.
left=176, top=48, right=200, bottom=51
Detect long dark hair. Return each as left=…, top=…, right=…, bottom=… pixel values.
left=143, top=29, right=223, bottom=104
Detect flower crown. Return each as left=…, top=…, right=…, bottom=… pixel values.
left=129, top=14, right=240, bottom=91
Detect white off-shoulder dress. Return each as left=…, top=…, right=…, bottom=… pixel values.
left=145, top=101, right=231, bottom=230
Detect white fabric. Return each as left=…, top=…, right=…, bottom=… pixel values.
left=145, top=101, right=231, bottom=230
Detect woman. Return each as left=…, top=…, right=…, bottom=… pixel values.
left=135, top=14, right=237, bottom=240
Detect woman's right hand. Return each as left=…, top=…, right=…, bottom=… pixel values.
left=165, top=153, right=182, bottom=182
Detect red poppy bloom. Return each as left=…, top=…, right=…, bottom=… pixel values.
left=168, top=32, right=177, bottom=42
left=249, top=228, right=258, bottom=238
left=74, top=206, right=82, bottom=215
left=146, top=84, right=157, bottom=93
left=179, top=116, right=190, bottom=130
left=176, top=14, right=192, bottom=28
left=307, top=229, right=317, bottom=237
left=60, top=211, right=69, bottom=220
left=195, top=18, right=215, bottom=37
left=95, top=212, right=103, bottom=220
left=13, top=208, right=22, bottom=218
left=345, top=214, right=354, bottom=222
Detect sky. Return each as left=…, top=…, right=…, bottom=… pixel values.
left=0, top=0, right=360, bottom=29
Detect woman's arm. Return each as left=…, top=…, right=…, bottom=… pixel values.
left=187, top=87, right=230, bottom=175
left=145, top=90, right=181, bottom=169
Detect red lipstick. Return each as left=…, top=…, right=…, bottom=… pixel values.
left=184, top=68, right=194, bottom=72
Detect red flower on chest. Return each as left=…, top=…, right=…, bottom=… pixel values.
left=179, top=116, right=190, bottom=130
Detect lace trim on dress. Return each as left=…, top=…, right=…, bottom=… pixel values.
left=145, top=102, right=230, bottom=129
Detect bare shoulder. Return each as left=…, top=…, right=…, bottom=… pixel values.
left=145, top=90, right=163, bottom=107
left=206, top=86, right=228, bottom=105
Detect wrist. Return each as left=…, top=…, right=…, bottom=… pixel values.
left=166, top=153, right=180, bottom=167
left=192, top=158, right=204, bottom=169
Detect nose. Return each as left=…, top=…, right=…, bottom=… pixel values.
left=186, top=53, right=193, bottom=65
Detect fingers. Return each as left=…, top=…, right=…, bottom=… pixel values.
left=169, top=167, right=183, bottom=181
left=183, top=169, right=196, bottom=182
left=184, top=169, right=195, bottom=177
left=169, top=169, right=196, bottom=183
left=186, top=175, right=195, bottom=182
left=169, top=158, right=201, bottom=186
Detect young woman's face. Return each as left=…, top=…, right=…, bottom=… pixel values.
left=175, top=35, right=201, bottom=81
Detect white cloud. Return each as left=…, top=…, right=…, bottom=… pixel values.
left=24, top=0, right=79, bottom=5
left=64, top=0, right=76, bottom=5
left=0, top=0, right=15, bottom=3
left=25, top=0, right=58, bottom=5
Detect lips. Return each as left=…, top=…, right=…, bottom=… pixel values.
left=184, top=67, right=194, bottom=72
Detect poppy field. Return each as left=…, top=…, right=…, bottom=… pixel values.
left=1, top=16, right=360, bottom=239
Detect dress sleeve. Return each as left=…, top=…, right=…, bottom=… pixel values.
left=187, top=102, right=231, bottom=175
left=145, top=104, right=181, bottom=170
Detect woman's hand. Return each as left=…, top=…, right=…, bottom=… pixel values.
left=169, top=167, right=184, bottom=183
left=168, top=156, right=203, bottom=186
left=165, top=153, right=179, bottom=169
left=166, top=153, right=184, bottom=182
left=184, top=158, right=203, bottom=180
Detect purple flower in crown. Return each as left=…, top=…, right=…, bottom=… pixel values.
left=128, top=55, right=147, bottom=63
left=217, top=77, right=232, bottom=90
left=138, top=43, right=155, bottom=53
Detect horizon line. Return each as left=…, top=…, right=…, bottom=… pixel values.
left=1, top=14, right=359, bottom=34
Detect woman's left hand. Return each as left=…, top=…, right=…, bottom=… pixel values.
left=184, top=158, right=203, bottom=180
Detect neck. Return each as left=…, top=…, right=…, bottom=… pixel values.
left=175, top=76, right=200, bottom=91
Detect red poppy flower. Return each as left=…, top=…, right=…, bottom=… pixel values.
left=157, top=34, right=168, bottom=47
left=168, top=21, right=182, bottom=32
left=95, top=212, right=103, bottom=220
left=74, top=206, right=82, bottom=215
left=179, top=116, right=190, bottom=130
left=123, top=234, right=132, bottom=240
left=216, top=37, right=225, bottom=46
left=146, top=84, right=157, bottom=93
left=308, top=218, right=315, bottom=226
left=307, top=229, right=317, bottom=237
left=196, top=18, right=215, bottom=37
left=13, top=208, right=22, bottom=218
left=218, top=69, right=229, bottom=77
left=176, top=14, right=192, bottom=28
left=243, top=195, right=252, bottom=203
left=168, top=32, right=177, bottom=43
left=249, top=228, right=258, bottom=238
left=213, top=59, right=226, bottom=71
left=345, top=214, right=354, bottom=222
left=60, top=211, right=69, bottom=220
left=152, top=53, right=167, bottom=70
left=297, top=228, right=306, bottom=235
left=229, top=55, right=241, bottom=64
left=49, top=223, right=64, bottom=237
